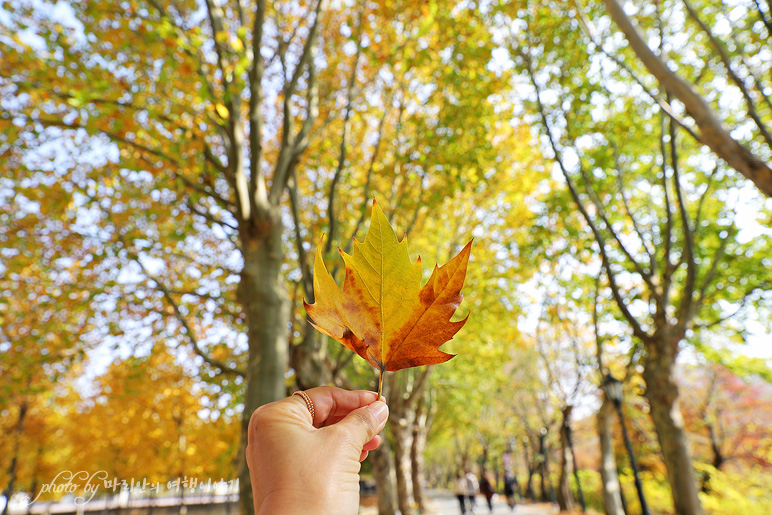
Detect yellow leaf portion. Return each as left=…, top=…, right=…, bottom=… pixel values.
left=304, top=200, right=471, bottom=373
left=214, top=103, right=229, bottom=119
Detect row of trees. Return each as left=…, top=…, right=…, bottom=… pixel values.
left=2, top=0, right=771, bottom=514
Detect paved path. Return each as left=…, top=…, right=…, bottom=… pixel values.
left=361, top=490, right=557, bottom=515
left=424, top=490, right=556, bottom=515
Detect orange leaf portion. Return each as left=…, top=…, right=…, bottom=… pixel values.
left=304, top=200, right=471, bottom=373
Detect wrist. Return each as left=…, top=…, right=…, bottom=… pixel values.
left=255, top=488, right=354, bottom=515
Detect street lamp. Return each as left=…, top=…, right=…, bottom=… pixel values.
left=604, top=374, right=623, bottom=404
left=603, top=373, right=650, bottom=515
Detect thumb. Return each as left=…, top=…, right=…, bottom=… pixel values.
left=332, top=400, right=389, bottom=448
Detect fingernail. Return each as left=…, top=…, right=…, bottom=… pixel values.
left=367, top=401, right=389, bottom=423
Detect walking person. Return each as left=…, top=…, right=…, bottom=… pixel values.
left=503, top=471, right=518, bottom=511
left=465, top=470, right=479, bottom=513
left=479, top=474, right=496, bottom=513
left=455, top=473, right=469, bottom=514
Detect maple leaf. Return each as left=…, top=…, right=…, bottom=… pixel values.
left=304, top=200, right=472, bottom=394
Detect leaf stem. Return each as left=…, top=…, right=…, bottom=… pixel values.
left=378, top=369, right=384, bottom=398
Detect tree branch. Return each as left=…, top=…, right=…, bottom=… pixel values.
left=693, top=163, right=719, bottom=234
left=248, top=0, right=268, bottom=213
left=27, top=115, right=236, bottom=212
left=612, top=142, right=655, bottom=265
left=40, top=91, right=229, bottom=172
left=185, top=197, right=239, bottom=232
left=269, top=0, right=324, bottom=207
left=569, top=0, right=701, bottom=142
left=693, top=227, right=734, bottom=314
left=724, top=21, right=772, bottom=117
left=125, top=244, right=246, bottom=377
left=203, top=0, right=232, bottom=93
left=659, top=102, right=675, bottom=316
left=694, top=285, right=761, bottom=331
left=593, top=273, right=606, bottom=376
left=521, top=47, right=649, bottom=343
left=602, top=0, right=772, bottom=196
left=682, top=0, right=772, bottom=148
left=343, top=91, right=395, bottom=254
left=325, top=8, right=364, bottom=254
left=288, top=171, right=313, bottom=300
left=569, top=135, right=657, bottom=294
left=147, top=0, right=219, bottom=106
left=669, top=119, right=697, bottom=326
left=172, top=171, right=236, bottom=210
left=31, top=116, right=179, bottom=164
left=292, top=56, right=320, bottom=158
left=406, top=366, right=431, bottom=404
left=752, top=0, right=772, bottom=49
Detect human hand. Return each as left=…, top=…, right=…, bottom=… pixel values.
left=246, top=386, right=389, bottom=515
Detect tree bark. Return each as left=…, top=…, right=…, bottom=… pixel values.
left=389, top=369, right=430, bottom=514
left=523, top=439, right=535, bottom=500
left=410, top=395, right=429, bottom=514
left=601, top=0, right=772, bottom=197
left=480, top=441, right=490, bottom=476
left=557, top=408, right=575, bottom=512
left=291, top=329, right=331, bottom=389
left=538, top=432, right=553, bottom=503
left=707, top=424, right=724, bottom=471
left=598, top=396, right=625, bottom=515
left=393, top=409, right=415, bottom=515
left=372, top=438, right=398, bottom=515
left=699, top=422, right=724, bottom=493
left=643, top=337, right=704, bottom=515
left=288, top=178, right=332, bottom=391
left=237, top=211, right=291, bottom=515
left=1, top=401, right=27, bottom=515
left=569, top=436, right=586, bottom=512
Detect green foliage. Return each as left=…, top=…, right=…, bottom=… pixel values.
left=692, top=340, right=772, bottom=383
left=576, top=467, right=772, bottom=515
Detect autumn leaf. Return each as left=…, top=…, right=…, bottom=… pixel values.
left=214, top=103, right=229, bottom=119
left=304, top=200, right=472, bottom=394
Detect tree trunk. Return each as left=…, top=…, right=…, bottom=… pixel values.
left=707, top=424, right=724, bottom=471
left=372, top=438, right=398, bottom=515
left=598, top=396, right=625, bottom=515
left=564, top=405, right=586, bottom=512
left=569, top=438, right=586, bottom=512
left=643, top=338, right=704, bottom=515
left=480, top=443, right=490, bottom=476
left=525, top=465, right=535, bottom=500
left=393, top=410, right=415, bottom=515
left=411, top=395, right=429, bottom=514
left=389, top=369, right=430, bottom=515
left=538, top=432, right=553, bottom=503
left=557, top=409, right=575, bottom=512
left=1, top=400, right=27, bottom=515
left=523, top=439, right=535, bottom=500
left=699, top=422, right=724, bottom=493
left=291, top=328, right=331, bottom=389
left=290, top=217, right=332, bottom=391
left=237, top=213, right=291, bottom=515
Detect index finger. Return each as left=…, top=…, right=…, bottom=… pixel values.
left=301, top=386, right=381, bottom=428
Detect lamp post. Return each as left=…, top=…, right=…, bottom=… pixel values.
left=604, top=373, right=650, bottom=515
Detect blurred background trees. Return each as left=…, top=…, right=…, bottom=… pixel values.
left=1, top=0, right=771, bottom=514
